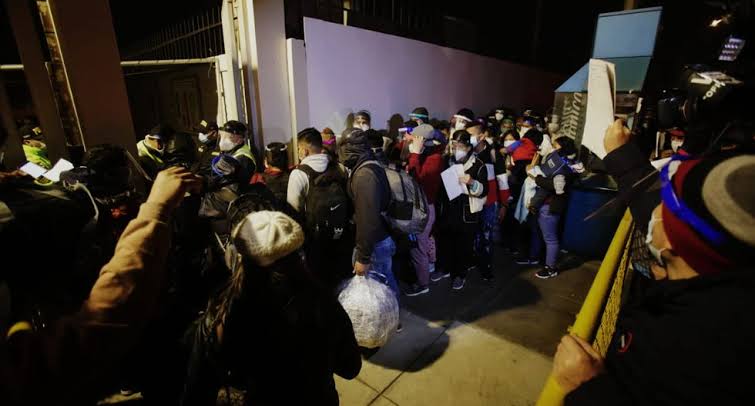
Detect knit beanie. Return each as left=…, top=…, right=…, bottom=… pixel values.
left=232, top=210, right=305, bottom=267
left=410, top=107, right=429, bottom=120
left=662, top=153, right=755, bottom=274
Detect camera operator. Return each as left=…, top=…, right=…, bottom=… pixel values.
left=550, top=114, right=755, bottom=404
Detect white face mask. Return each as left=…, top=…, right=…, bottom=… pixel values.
left=198, top=133, right=210, bottom=144
left=219, top=136, right=237, bottom=152
left=645, top=214, right=667, bottom=267
left=454, top=149, right=468, bottom=162
left=470, top=136, right=479, bottom=147
left=671, top=140, right=684, bottom=153
left=495, top=113, right=504, bottom=121
left=455, top=120, right=467, bottom=131
left=503, top=140, right=515, bottom=148
left=519, top=126, right=530, bottom=136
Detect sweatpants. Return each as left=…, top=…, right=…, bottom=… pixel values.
left=409, top=204, right=436, bottom=287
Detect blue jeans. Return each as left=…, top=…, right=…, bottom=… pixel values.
left=475, top=203, right=497, bottom=273
left=530, top=204, right=560, bottom=267
left=353, top=236, right=399, bottom=300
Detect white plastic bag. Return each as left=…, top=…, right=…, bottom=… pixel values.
left=337, top=275, right=400, bottom=349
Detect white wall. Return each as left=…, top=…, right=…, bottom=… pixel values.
left=302, top=17, right=564, bottom=134
left=241, top=0, right=292, bottom=146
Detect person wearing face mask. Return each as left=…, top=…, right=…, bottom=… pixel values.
left=338, top=131, right=401, bottom=300
left=354, top=110, right=372, bottom=131
left=404, top=124, right=445, bottom=296
left=552, top=150, right=755, bottom=405
left=390, top=120, right=418, bottom=167
left=452, top=108, right=474, bottom=133
left=526, top=136, right=584, bottom=279
left=137, top=124, right=174, bottom=181
left=194, top=120, right=220, bottom=176
left=661, top=128, right=689, bottom=158
left=432, top=131, right=489, bottom=291
left=467, top=118, right=499, bottom=281
left=217, top=120, right=257, bottom=184
left=409, top=107, right=429, bottom=125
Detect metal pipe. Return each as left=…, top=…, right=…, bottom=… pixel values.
left=1, top=58, right=217, bottom=71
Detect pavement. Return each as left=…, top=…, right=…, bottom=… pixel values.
left=97, top=247, right=598, bottom=406
left=335, top=250, right=599, bottom=406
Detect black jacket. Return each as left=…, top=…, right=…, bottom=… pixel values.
left=566, top=270, right=755, bottom=405
left=348, top=161, right=391, bottom=264
left=603, top=142, right=660, bottom=232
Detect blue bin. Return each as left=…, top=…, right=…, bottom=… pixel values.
left=562, top=184, right=624, bottom=259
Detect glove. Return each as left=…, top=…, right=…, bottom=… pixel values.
left=211, top=154, right=239, bottom=177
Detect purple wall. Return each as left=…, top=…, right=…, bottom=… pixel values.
left=303, top=17, right=564, bottom=134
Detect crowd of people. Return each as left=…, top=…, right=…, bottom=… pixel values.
left=1, top=96, right=754, bottom=405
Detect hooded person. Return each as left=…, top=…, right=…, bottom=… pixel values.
left=556, top=152, right=755, bottom=405
left=182, top=191, right=361, bottom=406
left=432, top=131, right=489, bottom=291
left=137, top=124, right=174, bottom=180
left=338, top=131, right=401, bottom=299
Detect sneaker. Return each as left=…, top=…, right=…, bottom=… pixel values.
left=535, top=266, right=559, bottom=279
left=515, top=257, right=539, bottom=266
left=430, top=271, right=451, bottom=283
left=405, top=284, right=430, bottom=297
left=452, top=277, right=466, bottom=290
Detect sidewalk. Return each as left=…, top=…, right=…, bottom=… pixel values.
left=335, top=252, right=598, bottom=406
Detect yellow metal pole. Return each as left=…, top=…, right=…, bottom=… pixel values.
left=536, top=210, right=633, bottom=406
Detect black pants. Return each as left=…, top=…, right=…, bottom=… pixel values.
left=439, top=220, right=478, bottom=280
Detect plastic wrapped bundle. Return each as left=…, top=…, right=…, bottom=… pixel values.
left=338, top=275, right=400, bottom=348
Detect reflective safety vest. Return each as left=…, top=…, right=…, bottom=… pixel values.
left=22, top=144, right=52, bottom=169
left=137, top=140, right=164, bottom=166
left=231, top=143, right=255, bottom=163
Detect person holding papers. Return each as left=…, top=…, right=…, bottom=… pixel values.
left=432, top=131, right=489, bottom=291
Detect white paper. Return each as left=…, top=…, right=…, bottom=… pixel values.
left=441, top=164, right=466, bottom=201
left=19, top=162, right=47, bottom=179
left=582, top=59, right=616, bottom=159
left=42, top=159, right=74, bottom=182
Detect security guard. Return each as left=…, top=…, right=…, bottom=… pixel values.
left=137, top=124, right=174, bottom=180
left=19, top=124, right=52, bottom=170
left=216, top=120, right=256, bottom=184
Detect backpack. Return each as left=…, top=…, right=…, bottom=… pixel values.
left=360, top=162, right=429, bottom=235
left=299, top=162, right=350, bottom=241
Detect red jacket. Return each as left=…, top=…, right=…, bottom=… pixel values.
left=407, top=147, right=445, bottom=204
left=509, top=138, right=537, bottom=162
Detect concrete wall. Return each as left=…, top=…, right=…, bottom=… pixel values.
left=302, top=17, right=564, bottom=134
left=124, top=64, right=218, bottom=139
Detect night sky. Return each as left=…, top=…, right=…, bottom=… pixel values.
left=1, top=0, right=753, bottom=79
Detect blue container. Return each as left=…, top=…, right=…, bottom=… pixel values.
left=562, top=184, right=623, bottom=258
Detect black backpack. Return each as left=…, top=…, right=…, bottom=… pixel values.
left=298, top=162, right=350, bottom=241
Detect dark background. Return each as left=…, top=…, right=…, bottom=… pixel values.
left=1, top=0, right=753, bottom=83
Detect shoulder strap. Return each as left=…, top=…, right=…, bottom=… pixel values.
left=297, top=163, right=317, bottom=180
